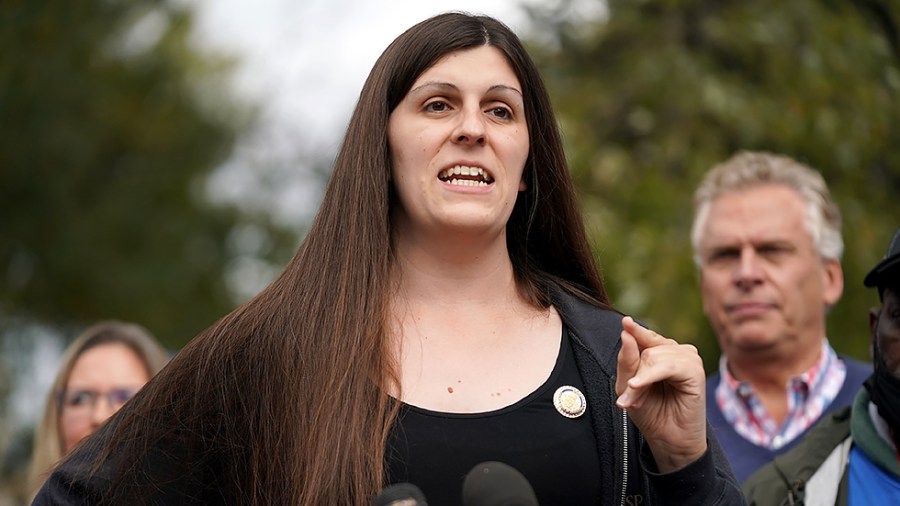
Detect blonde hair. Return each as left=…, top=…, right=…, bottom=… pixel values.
left=690, top=150, right=843, bottom=266
left=27, top=320, right=169, bottom=495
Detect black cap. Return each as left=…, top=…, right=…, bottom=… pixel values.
left=864, top=227, right=900, bottom=289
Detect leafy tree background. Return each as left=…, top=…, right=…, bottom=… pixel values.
left=525, top=0, right=900, bottom=372
left=1, top=2, right=300, bottom=348
left=0, top=2, right=301, bottom=501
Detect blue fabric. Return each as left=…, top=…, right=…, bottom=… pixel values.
left=848, top=444, right=900, bottom=505
left=706, top=356, right=871, bottom=483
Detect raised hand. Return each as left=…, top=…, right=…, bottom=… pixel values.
left=615, top=316, right=707, bottom=472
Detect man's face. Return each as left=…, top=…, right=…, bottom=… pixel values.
left=871, top=286, right=900, bottom=376
left=696, top=185, right=843, bottom=358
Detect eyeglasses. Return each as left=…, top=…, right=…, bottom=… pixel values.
left=58, top=388, right=138, bottom=416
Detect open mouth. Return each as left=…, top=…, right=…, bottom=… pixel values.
left=438, top=165, right=495, bottom=187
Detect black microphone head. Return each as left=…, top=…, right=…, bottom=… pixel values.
left=462, top=461, right=538, bottom=506
left=374, top=482, right=428, bottom=506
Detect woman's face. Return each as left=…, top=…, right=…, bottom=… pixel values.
left=59, top=343, right=150, bottom=453
left=387, top=45, right=530, bottom=239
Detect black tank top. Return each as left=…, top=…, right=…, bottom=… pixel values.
left=385, top=328, right=602, bottom=505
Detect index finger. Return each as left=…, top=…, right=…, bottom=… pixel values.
left=621, top=316, right=673, bottom=350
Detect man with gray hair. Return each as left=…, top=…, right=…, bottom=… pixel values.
left=691, top=150, right=870, bottom=483
left=743, top=227, right=900, bottom=504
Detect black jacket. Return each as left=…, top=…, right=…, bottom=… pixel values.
left=552, top=285, right=745, bottom=505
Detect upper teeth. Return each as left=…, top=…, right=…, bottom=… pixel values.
left=439, top=165, right=493, bottom=183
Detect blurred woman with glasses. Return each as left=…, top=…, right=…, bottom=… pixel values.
left=27, top=320, right=169, bottom=497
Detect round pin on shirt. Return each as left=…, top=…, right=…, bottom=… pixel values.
left=553, top=385, right=586, bottom=418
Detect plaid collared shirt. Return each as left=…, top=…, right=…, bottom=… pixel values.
left=715, top=339, right=847, bottom=450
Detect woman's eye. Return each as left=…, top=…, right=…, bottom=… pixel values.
left=424, top=101, right=448, bottom=112
left=489, top=106, right=512, bottom=119
left=66, top=391, right=94, bottom=406
left=109, top=389, right=137, bottom=405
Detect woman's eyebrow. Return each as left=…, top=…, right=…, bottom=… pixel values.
left=488, top=84, right=523, bottom=96
left=407, top=82, right=523, bottom=97
left=408, top=81, right=458, bottom=95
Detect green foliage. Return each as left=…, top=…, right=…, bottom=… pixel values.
left=526, top=0, right=900, bottom=371
left=0, top=1, right=298, bottom=348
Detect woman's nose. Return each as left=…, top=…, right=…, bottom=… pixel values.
left=452, top=105, right=486, bottom=146
left=89, top=395, right=118, bottom=426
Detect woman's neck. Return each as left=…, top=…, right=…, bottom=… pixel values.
left=389, top=230, right=561, bottom=413
left=391, top=226, right=520, bottom=305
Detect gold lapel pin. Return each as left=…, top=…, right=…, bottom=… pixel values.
left=553, top=385, right=586, bottom=418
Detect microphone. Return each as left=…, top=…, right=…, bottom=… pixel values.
left=374, top=482, right=428, bottom=506
left=462, top=461, right=538, bottom=506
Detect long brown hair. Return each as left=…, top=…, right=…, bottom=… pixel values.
left=77, top=12, right=608, bottom=505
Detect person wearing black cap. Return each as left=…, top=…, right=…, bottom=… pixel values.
left=743, top=227, right=900, bottom=505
